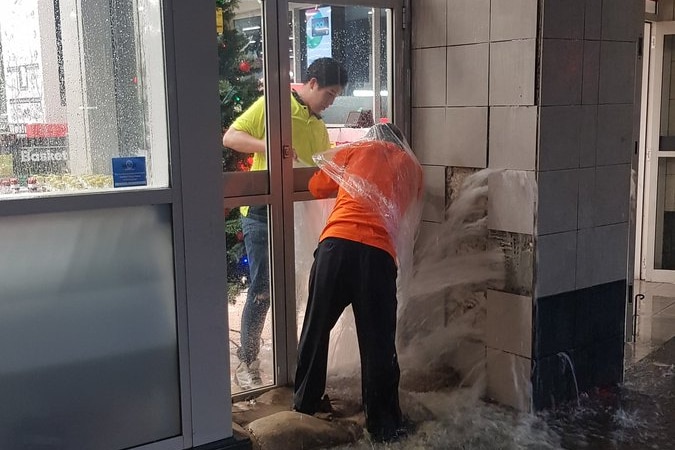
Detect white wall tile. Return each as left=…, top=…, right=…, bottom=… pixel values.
left=486, top=348, right=532, bottom=412
left=536, top=231, right=577, bottom=297
left=447, top=0, right=490, bottom=45
left=413, top=47, right=447, bottom=107
left=445, top=107, right=488, bottom=167
left=490, top=0, right=537, bottom=41
left=412, top=107, right=447, bottom=166
left=487, top=290, right=533, bottom=358
left=422, top=165, right=447, bottom=223
left=447, top=44, right=489, bottom=106
left=490, top=40, right=536, bottom=106
left=488, top=170, right=536, bottom=234
left=489, top=106, right=537, bottom=170
left=412, top=0, right=446, bottom=48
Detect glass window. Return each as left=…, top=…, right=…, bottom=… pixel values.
left=0, top=0, right=168, bottom=197
left=0, top=205, right=180, bottom=449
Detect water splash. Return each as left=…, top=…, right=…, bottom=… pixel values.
left=291, top=168, right=664, bottom=449
left=557, top=352, right=580, bottom=407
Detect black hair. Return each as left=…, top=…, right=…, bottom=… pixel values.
left=365, top=123, right=407, bottom=147
left=304, top=58, right=348, bottom=88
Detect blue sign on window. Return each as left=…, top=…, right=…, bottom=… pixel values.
left=112, top=157, right=147, bottom=187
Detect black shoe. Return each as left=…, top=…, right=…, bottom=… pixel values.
left=317, top=394, right=333, bottom=413
left=371, top=418, right=415, bottom=443
left=292, top=394, right=333, bottom=417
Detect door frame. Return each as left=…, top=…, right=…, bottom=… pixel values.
left=642, top=21, right=675, bottom=282
left=223, top=0, right=408, bottom=396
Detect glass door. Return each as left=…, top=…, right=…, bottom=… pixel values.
left=644, top=22, right=675, bottom=282
left=221, top=0, right=405, bottom=397
left=285, top=0, right=404, bottom=379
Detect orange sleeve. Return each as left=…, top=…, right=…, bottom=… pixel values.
left=308, top=169, right=339, bottom=198
left=308, top=148, right=350, bottom=198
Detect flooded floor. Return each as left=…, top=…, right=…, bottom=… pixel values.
left=232, top=280, right=675, bottom=449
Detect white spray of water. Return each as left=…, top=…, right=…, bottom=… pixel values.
left=292, top=168, right=659, bottom=449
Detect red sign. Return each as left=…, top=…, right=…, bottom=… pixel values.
left=25, top=123, right=68, bottom=138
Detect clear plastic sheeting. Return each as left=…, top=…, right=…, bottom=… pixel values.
left=312, top=123, right=424, bottom=280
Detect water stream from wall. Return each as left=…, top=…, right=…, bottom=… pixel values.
left=293, top=168, right=667, bottom=449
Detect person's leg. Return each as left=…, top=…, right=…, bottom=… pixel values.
left=351, top=245, right=402, bottom=441
left=238, top=214, right=270, bottom=367
left=294, top=238, right=352, bottom=414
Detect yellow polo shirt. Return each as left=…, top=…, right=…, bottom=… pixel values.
left=231, top=92, right=330, bottom=216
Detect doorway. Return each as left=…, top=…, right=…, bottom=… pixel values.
left=219, top=0, right=406, bottom=398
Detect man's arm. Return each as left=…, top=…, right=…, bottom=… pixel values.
left=308, top=169, right=339, bottom=198
left=222, top=127, right=265, bottom=154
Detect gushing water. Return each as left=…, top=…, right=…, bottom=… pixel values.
left=293, top=168, right=662, bottom=449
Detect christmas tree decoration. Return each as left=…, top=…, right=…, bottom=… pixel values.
left=238, top=60, right=251, bottom=73
left=217, top=0, right=263, bottom=300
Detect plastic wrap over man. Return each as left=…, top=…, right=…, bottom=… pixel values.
left=293, top=123, right=424, bottom=443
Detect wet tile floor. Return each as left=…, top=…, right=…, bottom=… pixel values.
left=232, top=280, right=675, bottom=449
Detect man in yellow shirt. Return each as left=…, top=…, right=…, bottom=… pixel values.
left=222, top=57, right=348, bottom=390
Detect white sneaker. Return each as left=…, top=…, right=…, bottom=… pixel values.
left=234, top=360, right=263, bottom=390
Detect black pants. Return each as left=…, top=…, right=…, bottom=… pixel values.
left=293, top=237, right=402, bottom=440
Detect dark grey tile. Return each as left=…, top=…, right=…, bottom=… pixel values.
left=601, top=0, right=642, bottom=42
left=582, top=41, right=600, bottom=105
left=576, top=228, right=598, bottom=289
left=578, top=224, right=629, bottom=289
left=539, top=106, right=582, bottom=170
left=580, top=105, right=598, bottom=167
left=584, top=0, right=602, bottom=40
left=538, top=170, right=580, bottom=235
left=536, top=231, right=577, bottom=298
left=597, top=104, right=634, bottom=165
left=534, top=291, right=577, bottom=358
left=543, top=0, right=584, bottom=39
left=590, top=336, right=625, bottom=387
left=595, top=222, right=629, bottom=285
left=576, top=281, right=627, bottom=347
left=577, top=167, right=595, bottom=229
left=594, top=164, right=631, bottom=226
left=532, top=345, right=579, bottom=409
left=541, top=39, right=583, bottom=106
left=599, top=41, right=637, bottom=105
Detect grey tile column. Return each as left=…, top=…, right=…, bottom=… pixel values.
left=411, top=0, right=643, bottom=411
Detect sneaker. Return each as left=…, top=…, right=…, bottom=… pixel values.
left=234, top=360, right=263, bottom=390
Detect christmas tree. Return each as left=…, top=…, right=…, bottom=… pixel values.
left=217, top=0, right=262, bottom=172
left=217, top=0, right=263, bottom=301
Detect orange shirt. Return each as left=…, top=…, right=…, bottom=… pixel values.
left=309, top=140, right=423, bottom=260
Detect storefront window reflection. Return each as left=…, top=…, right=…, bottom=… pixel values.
left=0, top=0, right=168, bottom=198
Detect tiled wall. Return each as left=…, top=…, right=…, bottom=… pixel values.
left=411, top=0, right=643, bottom=411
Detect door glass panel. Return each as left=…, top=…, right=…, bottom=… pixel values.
left=288, top=2, right=394, bottom=364
left=654, top=157, right=675, bottom=269
left=226, top=203, right=275, bottom=394
left=0, top=0, right=169, bottom=196
left=655, top=35, right=675, bottom=269
left=220, top=1, right=275, bottom=394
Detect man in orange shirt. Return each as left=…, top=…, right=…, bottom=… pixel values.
left=293, top=123, right=423, bottom=443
